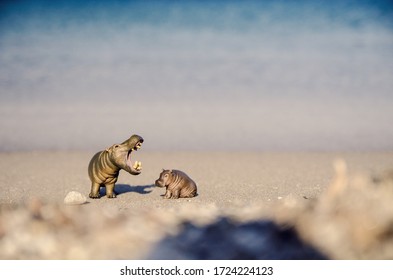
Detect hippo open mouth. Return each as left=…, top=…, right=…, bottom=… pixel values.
left=125, top=140, right=143, bottom=173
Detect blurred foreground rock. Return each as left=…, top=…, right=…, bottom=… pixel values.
left=277, top=160, right=393, bottom=259
left=149, top=218, right=327, bottom=259
left=1, top=161, right=393, bottom=259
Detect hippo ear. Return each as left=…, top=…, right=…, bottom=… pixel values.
left=105, top=144, right=118, bottom=152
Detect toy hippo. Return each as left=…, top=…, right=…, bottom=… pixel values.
left=155, top=169, right=197, bottom=199
left=88, top=134, right=143, bottom=199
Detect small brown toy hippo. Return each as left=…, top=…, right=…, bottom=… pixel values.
left=88, top=134, right=143, bottom=199
left=155, top=169, right=197, bottom=199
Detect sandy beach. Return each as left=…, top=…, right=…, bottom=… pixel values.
left=1, top=151, right=393, bottom=259
left=1, top=151, right=392, bottom=210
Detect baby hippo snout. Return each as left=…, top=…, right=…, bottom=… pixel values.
left=155, top=178, right=164, bottom=188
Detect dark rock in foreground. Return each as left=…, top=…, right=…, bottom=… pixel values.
left=149, top=218, right=326, bottom=260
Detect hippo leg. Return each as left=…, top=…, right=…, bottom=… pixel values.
left=171, top=189, right=180, bottom=199
left=89, top=182, right=101, bottom=199
left=105, top=183, right=117, bottom=198
left=164, top=190, right=172, bottom=199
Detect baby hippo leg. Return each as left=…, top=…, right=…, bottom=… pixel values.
left=164, top=189, right=172, bottom=199
left=170, top=188, right=180, bottom=199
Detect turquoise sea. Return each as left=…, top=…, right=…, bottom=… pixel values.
left=0, top=0, right=392, bottom=151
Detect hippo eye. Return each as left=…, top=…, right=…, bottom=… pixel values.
left=164, top=174, right=168, bottom=178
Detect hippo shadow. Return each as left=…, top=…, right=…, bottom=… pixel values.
left=99, top=184, right=155, bottom=197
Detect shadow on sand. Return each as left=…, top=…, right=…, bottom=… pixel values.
left=99, top=184, right=155, bottom=197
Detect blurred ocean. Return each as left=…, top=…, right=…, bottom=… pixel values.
left=0, top=0, right=392, bottom=151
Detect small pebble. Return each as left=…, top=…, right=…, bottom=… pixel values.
left=64, top=191, right=87, bottom=205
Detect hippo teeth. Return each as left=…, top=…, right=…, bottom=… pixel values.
left=133, top=161, right=142, bottom=170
